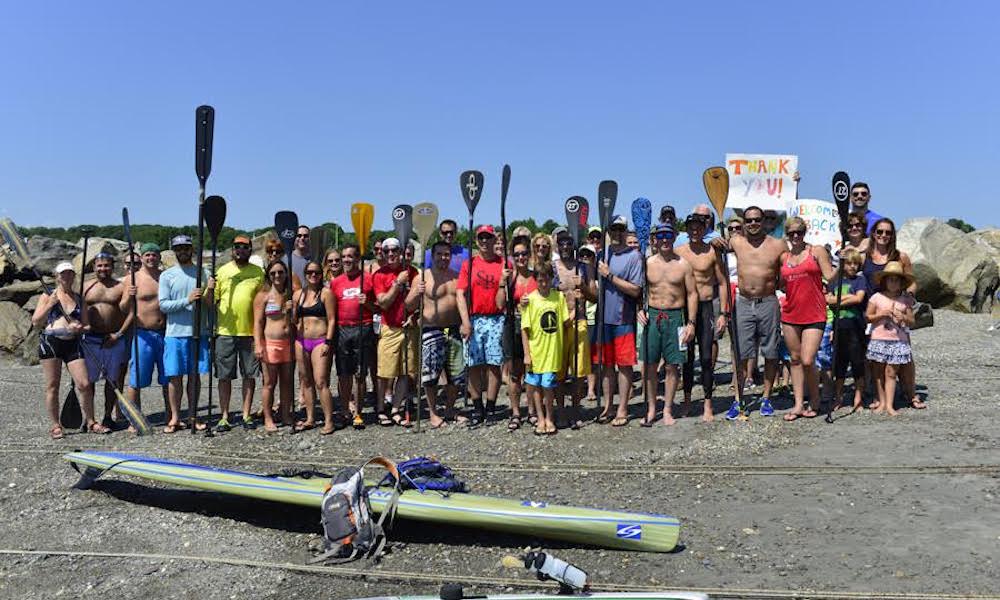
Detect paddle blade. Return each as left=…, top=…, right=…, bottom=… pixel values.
left=500, top=164, right=511, bottom=208
left=832, top=171, right=851, bottom=229
left=460, top=170, right=484, bottom=216
left=195, top=105, right=215, bottom=184
left=413, top=202, right=439, bottom=246
left=204, top=195, right=227, bottom=242
left=702, top=166, right=729, bottom=222
left=310, top=226, right=329, bottom=260
left=122, top=208, right=133, bottom=246
left=597, top=180, right=618, bottom=231
left=631, top=197, right=652, bottom=254
left=274, top=211, right=299, bottom=259
left=351, top=203, right=375, bottom=253
left=60, top=388, right=83, bottom=430
left=0, top=218, right=32, bottom=271
left=392, top=204, right=414, bottom=252
left=116, top=387, right=152, bottom=436
left=565, top=196, right=585, bottom=246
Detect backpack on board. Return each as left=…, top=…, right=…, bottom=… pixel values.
left=310, top=456, right=401, bottom=564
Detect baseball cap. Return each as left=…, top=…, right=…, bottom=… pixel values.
left=579, top=244, right=597, bottom=256
left=139, top=242, right=160, bottom=254
left=552, top=226, right=568, bottom=238
left=587, top=226, right=602, bottom=236
left=382, top=237, right=401, bottom=249
left=659, top=205, right=677, bottom=222
left=171, top=234, right=193, bottom=247
left=475, top=224, right=496, bottom=237
left=610, top=215, right=628, bottom=228
left=54, top=261, right=75, bottom=275
left=685, top=213, right=709, bottom=227
left=233, top=235, right=251, bottom=245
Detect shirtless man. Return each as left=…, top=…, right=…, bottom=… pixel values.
left=125, top=243, right=170, bottom=426
left=83, top=253, right=132, bottom=428
left=414, top=241, right=465, bottom=427
left=676, top=213, right=729, bottom=421
left=713, top=205, right=787, bottom=419
left=639, top=223, right=696, bottom=426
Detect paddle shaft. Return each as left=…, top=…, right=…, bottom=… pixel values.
left=190, top=187, right=206, bottom=433
left=124, top=213, right=141, bottom=407
left=717, top=246, right=744, bottom=413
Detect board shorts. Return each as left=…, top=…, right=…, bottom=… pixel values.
left=590, top=323, right=636, bottom=368
left=421, top=327, right=467, bottom=386
left=466, top=314, right=505, bottom=367
left=129, top=328, right=168, bottom=388
left=815, top=321, right=834, bottom=371
left=335, top=324, right=375, bottom=376
left=525, top=371, right=558, bottom=389
left=735, top=294, right=781, bottom=361
left=557, top=319, right=591, bottom=379
left=215, top=335, right=260, bottom=380
left=82, top=333, right=129, bottom=382
left=640, top=307, right=686, bottom=366
left=866, top=339, right=912, bottom=365
left=38, top=333, right=82, bottom=364
left=164, top=336, right=209, bottom=378
left=378, top=325, right=419, bottom=378
left=262, top=337, right=292, bottom=365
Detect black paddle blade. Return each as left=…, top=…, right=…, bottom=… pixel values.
left=274, top=211, right=299, bottom=259
left=501, top=164, right=511, bottom=207
left=598, top=180, right=618, bottom=231
left=195, top=105, right=215, bottom=185
left=460, top=170, right=484, bottom=216
left=565, top=196, right=585, bottom=246
left=122, top=208, right=133, bottom=245
left=831, top=171, right=851, bottom=230
left=204, top=195, right=227, bottom=243
left=60, top=388, right=83, bottom=430
left=392, top=204, right=414, bottom=250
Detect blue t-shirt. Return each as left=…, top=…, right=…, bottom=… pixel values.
left=826, top=274, right=867, bottom=328
left=864, top=208, right=884, bottom=235
left=600, top=246, right=643, bottom=326
left=159, top=264, right=213, bottom=338
left=424, top=244, right=470, bottom=273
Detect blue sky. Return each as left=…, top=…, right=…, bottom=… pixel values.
left=2, top=2, right=997, bottom=231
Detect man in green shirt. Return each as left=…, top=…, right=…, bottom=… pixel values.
left=213, top=235, right=265, bottom=431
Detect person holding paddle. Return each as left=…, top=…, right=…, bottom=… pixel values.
left=125, top=243, right=170, bottom=426
left=456, top=225, right=508, bottom=425
left=330, top=243, right=378, bottom=424
left=159, top=235, right=213, bottom=433
left=212, top=235, right=264, bottom=431
left=372, top=237, right=420, bottom=426
left=553, top=231, right=597, bottom=429
left=32, top=262, right=106, bottom=438
left=82, top=252, right=133, bottom=429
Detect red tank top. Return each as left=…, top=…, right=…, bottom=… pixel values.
left=780, top=250, right=826, bottom=325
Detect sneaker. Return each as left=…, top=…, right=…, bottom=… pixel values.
left=724, top=400, right=741, bottom=421
left=214, top=419, right=231, bottom=433
left=760, top=398, right=775, bottom=417
left=241, top=415, right=257, bottom=430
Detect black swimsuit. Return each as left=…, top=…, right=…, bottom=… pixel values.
left=38, top=292, right=83, bottom=363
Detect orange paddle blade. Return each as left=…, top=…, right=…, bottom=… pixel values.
left=702, top=166, right=729, bottom=221
left=351, top=203, right=374, bottom=253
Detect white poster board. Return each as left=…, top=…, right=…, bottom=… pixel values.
left=786, top=199, right=843, bottom=252
left=725, top=153, right=798, bottom=211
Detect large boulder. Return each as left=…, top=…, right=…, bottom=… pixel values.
left=0, top=280, right=44, bottom=305
left=0, top=301, right=31, bottom=353
left=897, top=219, right=1000, bottom=313
left=73, top=237, right=131, bottom=274
left=26, top=236, right=78, bottom=274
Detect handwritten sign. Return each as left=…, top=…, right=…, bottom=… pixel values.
left=787, top=199, right=843, bottom=252
left=725, top=153, right=798, bottom=211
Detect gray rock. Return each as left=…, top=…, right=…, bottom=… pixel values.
left=912, top=302, right=934, bottom=330
left=18, top=327, right=39, bottom=365
left=0, top=280, right=44, bottom=306
left=0, top=301, right=31, bottom=352
left=25, top=236, right=78, bottom=274
left=897, top=219, right=1000, bottom=313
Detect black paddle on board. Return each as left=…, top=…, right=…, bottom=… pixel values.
left=460, top=170, right=484, bottom=422
left=190, top=105, right=215, bottom=433
left=827, top=171, right=852, bottom=424
left=595, top=180, right=617, bottom=422
left=203, top=195, right=226, bottom=435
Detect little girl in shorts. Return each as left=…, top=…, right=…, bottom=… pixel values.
left=864, top=261, right=915, bottom=416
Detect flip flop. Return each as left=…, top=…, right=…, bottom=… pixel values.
left=294, top=421, right=315, bottom=433
left=611, top=417, right=629, bottom=427
left=429, top=419, right=447, bottom=430
left=595, top=413, right=614, bottom=425
left=507, top=416, right=521, bottom=431
left=162, top=423, right=180, bottom=434
left=49, top=425, right=65, bottom=440
left=378, top=414, right=393, bottom=427
left=639, top=417, right=654, bottom=428
left=320, top=426, right=335, bottom=435
left=911, top=399, right=927, bottom=409
left=802, top=409, right=818, bottom=418
left=783, top=412, right=802, bottom=422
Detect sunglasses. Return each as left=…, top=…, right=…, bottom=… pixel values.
left=233, top=243, right=251, bottom=250
left=440, top=230, right=456, bottom=236
left=512, top=250, right=529, bottom=258
left=476, top=236, right=494, bottom=243
left=326, top=258, right=341, bottom=263
left=727, top=226, right=742, bottom=231
left=654, top=234, right=675, bottom=241
left=851, top=191, right=869, bottom=197
left=534, top=244, right=550, bottom=249
left=874, top=229, right=893, bottom=236
left=848, top=222, right=863, bottom=229
left=305, top=270, right=322, bottom=276
left=269, top=270, right=286, bottom=276
left=266, top=249, right=282, bottom=255
left=787, top=230, right=805, bottom=237
left=295, top=234, right=309, bottom=239
left=744, top=217, right=762, bottom=224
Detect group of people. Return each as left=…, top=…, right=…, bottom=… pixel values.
left=33, top=181, right=924, bottom=439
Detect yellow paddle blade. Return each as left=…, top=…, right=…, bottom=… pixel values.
left=702, top=166, right=729, bottom=222
left=115, top=387, right=153, bottom=435
left=351, top=203, right=374, bottom=253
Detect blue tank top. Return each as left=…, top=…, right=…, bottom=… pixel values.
left=47, top=292, right=82, bottom=325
